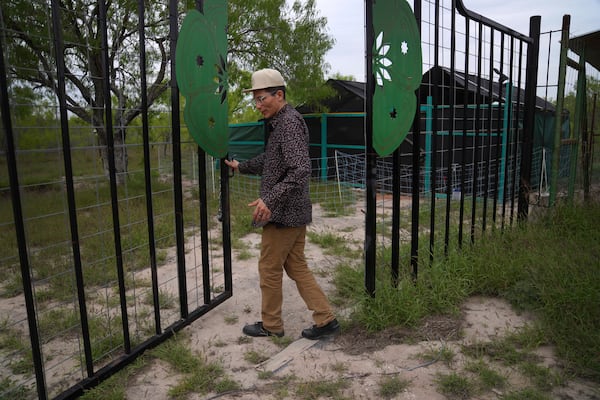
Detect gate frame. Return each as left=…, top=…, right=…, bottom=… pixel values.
left=0, top=0, right=233, bottom=398
left=364, top=0, right=541, bottom=292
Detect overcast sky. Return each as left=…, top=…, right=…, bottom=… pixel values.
left=314, top=0, right=600, bottom=81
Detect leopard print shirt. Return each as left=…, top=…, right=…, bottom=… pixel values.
left=238, top=104, right=312, bottom=227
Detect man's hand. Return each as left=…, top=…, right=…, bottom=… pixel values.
left=249, top=198, right=271, bottom=223
left=224, top=158, right=239, bottom=171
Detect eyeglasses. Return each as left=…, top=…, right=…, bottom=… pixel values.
left=253, top=91, right=277, bottom=105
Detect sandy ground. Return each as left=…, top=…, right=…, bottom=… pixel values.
left=120, top=203, right=599, bottom=400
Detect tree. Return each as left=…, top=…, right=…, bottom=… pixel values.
left=227, top=0, right=335, bottom=121
left=329, top=73, right=358, bottom=82
left=1, top=86, right=59, bottom=151
left=1, top=0, right=334, bottom=177
left=1, top=0, right=169, bottom=182
left=563, top=75, right=600, bottom=137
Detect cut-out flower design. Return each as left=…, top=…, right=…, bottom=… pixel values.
left=374, top=31, right=392, bottom=87
left=213, top=53, right=227, bottom=103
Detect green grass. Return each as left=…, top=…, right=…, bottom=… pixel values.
left=81, top=335, right=240, bottom=400
left=307, top=231, right=360, bottom=257
left=500, top=387, right=552, bottom=400
left=145, top=288, right=176, bottom=310
left=334, top=261, right=456, bottom=330
left=518, top=361, right=564, bottom=391
left=294, top=378, right=350, bottom=400
left=243, top=349, right=269, bottom=364
left=37, top=308, right=80, bottom=341
left=149, top=333, right=202, bottom=372
left=257, top=370, right=274, bottom=380
left=269, top=374, right=297, bottom=398
left=0, top=319, right=33, bottom=375
left=271, top=334, right=294, bottom=348
left=329, top=361, right=349, bottom=374
left=434, top=372, right=475, bottom=399
left=459, top=334, right=566, bottom=397
left=0, top=168, right=198, bottom=297
left=0, top=377, right=31, bottom=400
left=334, top=201, right=600, bottom=381
left=236, top=248, right=254, bottom=260
left=149, top=333, right=240, bottom=398
left=464, top=360, right=507, bottom=390
left=80, top=356, right=147, bottom=400
left=377, top=375, right=410, bottom=399
left=416, top=345, right=456, bottom=367
left=236, top=336, right=252, bottom=345
left=461, top=338, right=539, bottom=366
left=310, top=180, right=357, bottom=216
left=223, top=313, right=239, bottom=325
left=88, top=313, right=125, bottom=361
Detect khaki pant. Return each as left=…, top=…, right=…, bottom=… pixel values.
left=259, top=224, right=335, bottom=333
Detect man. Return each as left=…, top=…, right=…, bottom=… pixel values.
left=224, top=68, right=339, bottom=340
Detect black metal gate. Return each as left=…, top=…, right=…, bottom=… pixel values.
left=0, top=0, right=232, bottom=398
left=364, top=0, right=540, bottom=293
left=1, top=0, right=542, bottom=398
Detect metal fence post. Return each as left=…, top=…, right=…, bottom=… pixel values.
left=518, top=16, right=541, bottom=221
left=549, top=15, right=570, bottom=206
left=364, top=0, right=377, bottom=296
left=0, top=27, right=48, bottom=400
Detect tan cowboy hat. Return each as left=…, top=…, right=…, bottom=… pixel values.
left=242, top=68, right=286, bottom=92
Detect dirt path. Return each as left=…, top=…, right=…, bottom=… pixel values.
left=122, top=204, right=599, bottom=399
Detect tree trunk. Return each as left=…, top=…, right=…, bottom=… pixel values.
left=98, top=127, right=128, bottom=185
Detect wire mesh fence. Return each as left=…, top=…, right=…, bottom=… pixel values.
left=536, top=19, right=600, bottom=205
left=0, top=138, right=233, bottom=398
left=0, top=0, right=234, bottom=396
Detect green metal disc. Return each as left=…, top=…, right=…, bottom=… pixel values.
left=175, top=2, right=228, bottom=158
left=372, top=86, right=417, bottom=157
left=372, top=0, right=423, bottom=156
